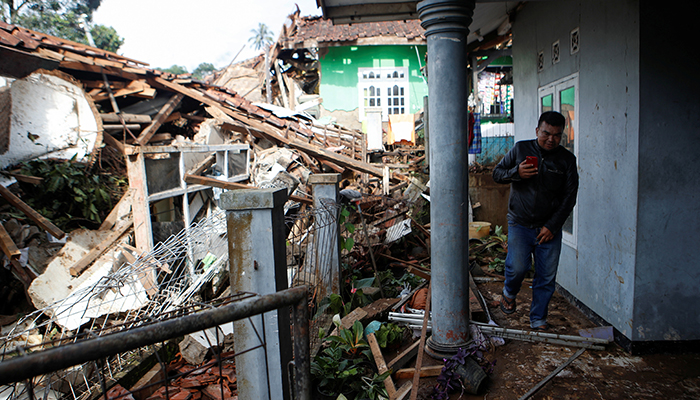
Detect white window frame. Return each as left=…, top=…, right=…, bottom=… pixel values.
left=358, top=67, right=409, bottom=122
left=538, top=73, right=579, bottom=248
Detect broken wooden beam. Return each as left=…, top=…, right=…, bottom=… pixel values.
left=0, top=223, right=21, bottom=260
left=185, top=154, right=216, bottom=176
left=2, top=172, right=43, bottom=185
left=9, top=259, right=32, bottom=287
left=395, top=365, right=443, bottom=380
left=183, top=174, right=312, bottom=205
left=70, top=218, right=133, bottom=277
left=124, top=133, right=173, bottom=144
left=102, top=131, right=125, bottom=154
left=99, top=190, right=133, bottom=231
left=0, top=184, right=65, bottom=240
left=386, top=339, right=420, bottom=372
left=409, top=283, right=431, bottom=400
left=289, top=139, right=390, bottom=180
left=406, top=265, right=431, bottom=281
left=133, top=93, right=184, bottom=146
left=367, top=332, right=396, bottom=398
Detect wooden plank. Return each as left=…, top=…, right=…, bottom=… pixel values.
left=318, top=158, right=345, bottom=173
left=0, top=184, right=65, bottom=239
left=133, top=93, right=184, bottom=146
left=185, top=154, right=216, bottom=176
left=126, top=152, right=153, bottom=253
left=386, top=339, right=420, bottom=372
left=407, top=265, right=431, bottom=281
left=100, top=113, right=152, bottom=124
left=9, top=259, right=32, bottom=287
left=125, top=133, right=173, bottom=144
left=394, top=382, right=412, bottom=400
left=289, top=139, right=388, bottom=180
left=59, top=49, right=95, bottom=65
left=395, top=365, right=443, bottom=380
left=2, top=172, right=43, bottom=185
left=367, top=333, right=396, bottom=398
left=70, top=218, right=133, bottom=277
left=102, top=131, right=125, bottom=154
left=0, top=223, right=21, bottom=260
left=183, top=174, right=312, bottom=205
left=409, top=283, right=431, bottom=400
left=99, top=190, right=133, bottom=230
left=151, top=77, right=292, bottom=146
left=84, top=81, right=128, bottom=89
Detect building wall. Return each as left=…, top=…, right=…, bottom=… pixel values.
left=318, top=44, right=428, bottom=121
left=512, top=1, right=642, bottom=339
left=635, top=1, right=700, bottom=341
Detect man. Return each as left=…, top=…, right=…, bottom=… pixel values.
left=492, top=111, right=578, bottom=331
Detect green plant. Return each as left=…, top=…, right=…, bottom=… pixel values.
left=357, top=371, right=391, bottom=400
left=314, top=281, right=372, bottom=320
left=17, top=157, right=126, bottom=230
left=488, top=257, right=505, bottom=273
left=326, top=320, right=371, bottom=360
left=340, top=206, right=356, bottom=252
left=374, top=322, right=406, bottom=349
left=312, top=319, right=374, bottom=397
left=311, top=346, right=365, bottom=396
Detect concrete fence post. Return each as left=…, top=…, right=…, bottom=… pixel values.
left=220, top=188, right=291, bottom=400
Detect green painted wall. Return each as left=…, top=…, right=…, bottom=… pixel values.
left=319, top=45, right=428, bottom=114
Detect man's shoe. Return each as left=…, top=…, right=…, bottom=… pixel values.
left=500, top=295, right=516, bottom=314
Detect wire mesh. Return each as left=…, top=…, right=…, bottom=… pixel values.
left=1, top=195, right=336, bottom=400
left=285, top=198, right=343, bottom=354
left=0, top=209, right=234, bottom=400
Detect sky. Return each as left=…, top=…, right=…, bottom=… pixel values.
left=92, top=0, right=321, bottom=73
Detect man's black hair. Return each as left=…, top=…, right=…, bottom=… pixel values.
left=538, top=111, right=566, bottom=128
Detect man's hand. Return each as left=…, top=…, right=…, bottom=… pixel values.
left=537, top=227, right=554, bottom=244
left=518, top=160, right=538, bottom=179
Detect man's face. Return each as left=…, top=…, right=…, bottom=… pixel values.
left=536, top=121, right=563, bottom=151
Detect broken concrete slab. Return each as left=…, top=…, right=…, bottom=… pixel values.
left=27, top=225, right=146, bottom=330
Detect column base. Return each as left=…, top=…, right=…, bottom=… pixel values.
left=425, top=336, right=474, bottom=360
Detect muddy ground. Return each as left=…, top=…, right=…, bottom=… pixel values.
left=387, top=275, right=700, bottom=400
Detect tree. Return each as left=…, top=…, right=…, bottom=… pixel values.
left=1, top=0, right=123, bottom=53
left=90, top=24, right=123, bottom=53
left=159, top=65, right=188, bottom=75
left=248, top=23, right=274, bottom=51
left=192, top=62, right=216, bottom=80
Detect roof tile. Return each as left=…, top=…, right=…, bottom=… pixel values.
left=286, top=16, right=425, bottom=45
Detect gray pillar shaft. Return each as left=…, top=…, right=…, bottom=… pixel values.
left=418, top=0, right=475, bottom=353
left=221, top=188, right=291, bottom=400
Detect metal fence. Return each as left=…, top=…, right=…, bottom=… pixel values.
left=0, top=287, right=310, bottom=399
left=285, top=198, right=343, bottom=354
left=0, top=201, right=327, bottom=400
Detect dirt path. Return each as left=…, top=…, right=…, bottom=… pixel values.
left=397, top=278, right=700, bottom=400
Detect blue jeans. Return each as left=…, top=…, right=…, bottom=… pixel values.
left=503, top=222, right=562, bottom=328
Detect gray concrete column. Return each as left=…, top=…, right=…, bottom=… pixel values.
left=308, top=173, right=342, bottom=299
left=220, top=188, right=291, bottom=400
left=417, top=0, right=475, bottom=357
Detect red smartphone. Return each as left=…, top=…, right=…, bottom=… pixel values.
left=525, top=156, right=538, bottom=169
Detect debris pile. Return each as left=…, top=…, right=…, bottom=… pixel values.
left=0, top=14, right=436, bottom=400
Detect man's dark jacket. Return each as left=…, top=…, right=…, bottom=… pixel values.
left=492, top=139, right=578, bottom=233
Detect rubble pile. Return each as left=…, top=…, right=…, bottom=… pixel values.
left=0, top=13, right=435, bottom=400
